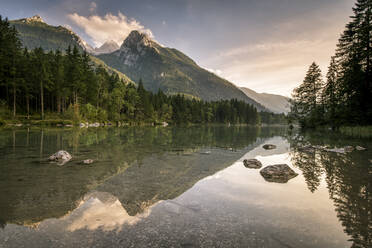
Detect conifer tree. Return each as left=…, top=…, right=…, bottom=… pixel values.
left=290, top=62, right=323, bottom=128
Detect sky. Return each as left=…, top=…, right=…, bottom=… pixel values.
left=0, top=0, right=355, bottom=96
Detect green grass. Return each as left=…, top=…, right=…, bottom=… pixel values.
left=339, top=126, right=372, bottom=138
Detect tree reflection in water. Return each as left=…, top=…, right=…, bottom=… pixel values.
left=288, top=132, right=371, bottom=248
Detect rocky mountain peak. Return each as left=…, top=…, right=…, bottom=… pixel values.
left=23, top=15, right=45, bottom=23
left=121, top=30, right=153, bottom=50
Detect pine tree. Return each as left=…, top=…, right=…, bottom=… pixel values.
left=323, top=57, right=339, bottom=127
left=334, top=0, right=372, bottom=124
left=290, top=62, right=323, bottom=128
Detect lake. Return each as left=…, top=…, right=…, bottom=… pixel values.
left=0, top=126, right=370, bottom=248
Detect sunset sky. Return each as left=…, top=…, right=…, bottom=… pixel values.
left=1, top=0, right=355, bottom=96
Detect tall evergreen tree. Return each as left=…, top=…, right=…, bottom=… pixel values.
left=290, top=62, right=323, bottom=128
left=335, top=0, right=372, bottom=124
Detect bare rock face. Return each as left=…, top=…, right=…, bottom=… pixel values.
left=49, top=150, right=72, bottom=165
left=260, top=164, right=298, bottom=183
left=263, top=144, right=276, bottom=150
left=243, top=159, right=262, bottom=169
left=116, top=30, right=159, bottom=67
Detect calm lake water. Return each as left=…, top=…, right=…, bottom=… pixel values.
left=0, top=126, right=371, bottom=248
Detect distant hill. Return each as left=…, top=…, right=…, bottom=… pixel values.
left=97, top=31, right=266, bottom=110
left=240, top=87, right=290, bottom=114
left=93, top=40, right=119, bottom=55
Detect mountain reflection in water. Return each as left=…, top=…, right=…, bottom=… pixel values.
left=0, top=126, right=370, bottom=248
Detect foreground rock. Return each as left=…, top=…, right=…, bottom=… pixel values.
left=49, top=150, right=72, bottom=165
left=243, top=159, right=262, bottom=169
left=262, top=144, right=276, bottom=150
left=260, top=164, right=298, bottom=183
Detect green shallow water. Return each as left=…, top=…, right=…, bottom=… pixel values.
left=0, top=126, right=370, bottom=248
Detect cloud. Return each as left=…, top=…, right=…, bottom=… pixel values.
left=67, top=11, right=153, bottom=47
left=205, top=67, right=223, bottom=76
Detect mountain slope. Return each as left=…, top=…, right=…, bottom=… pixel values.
left=240, top=87, right=290, bottom=114
left=10, top=15, right=88, bottom=52
left=97, top=31, right=265, bottom=110
left=10, top=15, right=133, bottom=84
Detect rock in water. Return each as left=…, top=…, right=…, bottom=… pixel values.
left=344, top=146, right=354, bottom=152
left=260, top=164, right=298, bottom=183
left=243, top=159, right=262, bottom=169
left=49, top=150, right=72, bottom=165
left=82, top=159, right=94, bottom=164
left=263, top=144, right=276, bottom=150
left=356, top=146, right=367, bottom=151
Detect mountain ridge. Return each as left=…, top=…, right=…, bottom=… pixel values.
left=10, top=16, right=270, bottom=112
left=240, top=87, right=290, bottom=114
left=98, top=30, right=266, bottom=110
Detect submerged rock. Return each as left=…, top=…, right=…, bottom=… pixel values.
left=82, top=159, right=94, bottom=164
left=243, top=159, right=262, bottom=169
left=324, top=146, right=355, bottom=154
left=49, top=150, right=72, bottom=165
left=260, top=164, right=298, bottom=183
left=263, top=144, right=276, bottom=150
left=344, top=146, right=354, bottom=152
left=298, top=145, right=316, bottom=153
left=356, top=146, right=367, bottom=151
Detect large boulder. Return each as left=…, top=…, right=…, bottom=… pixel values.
left=260, top=164, right=298, bottom=183
left=49, top=150, right=72, bottom=165
left=262, top=144, right=276, bottom=150
left=243, top=159, right=262, bottom=169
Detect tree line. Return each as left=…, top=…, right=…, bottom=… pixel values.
left=289, top=0, right=372, bottom=129
left=0, top=16, right=274, bottom=125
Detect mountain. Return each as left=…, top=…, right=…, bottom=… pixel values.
left=9, top=15, right=90, bottom=52
left=93, top=40, right=119, bottom=54
left=97, top=31, right=265, bottom=110
left=240, top=87, right=290, bottom=114
left=10, top=15, right=132, bottom=83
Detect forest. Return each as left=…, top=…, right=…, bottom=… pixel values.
left=290, top=0, right=372, bottom=129
left=0, top=16, right=286, bottom=126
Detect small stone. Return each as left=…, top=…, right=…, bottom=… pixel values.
left=79, top=123, right=86, bottom=128
left=243, top=159, right=262, bottom=169
left=200, top=151, right=211, bottom=155
left=263, top=144, right=276, bottom=150
left=82, top=159, right=94, bottom=164
left=356, top=146, right=367, bottom=151
left=260, top=164, right=298, bottom=183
